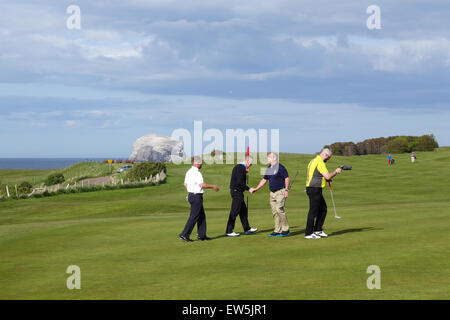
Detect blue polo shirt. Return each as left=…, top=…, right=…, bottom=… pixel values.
left=264, top=163, right=289, bottom=192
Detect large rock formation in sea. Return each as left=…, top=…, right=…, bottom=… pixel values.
left=129, top=134, right=184, bottom=162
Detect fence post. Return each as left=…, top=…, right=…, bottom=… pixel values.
left=6, top=185, right=10, bottom=197
left=15, top=184, right=18, bottom=197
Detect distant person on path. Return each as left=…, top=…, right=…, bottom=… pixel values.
left=179, top=156, right=219, bottom=242
left=411, top=152, right=416, bottom=163
left=250, top=153, right=291, bottom=237
left=304, top=148, right=343, bottom=239
left=226, top=154, right=258, bottom=237
left=387, top=154, right=392, bottom=166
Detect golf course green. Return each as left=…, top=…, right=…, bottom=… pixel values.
left=0, top=149, right=449, bottom=299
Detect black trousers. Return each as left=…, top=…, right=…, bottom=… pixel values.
left=180, top=193, right=206, bottom=238
left=305, top=187, right=327, bottom=235
left=226, top=190, right=250, bottom=234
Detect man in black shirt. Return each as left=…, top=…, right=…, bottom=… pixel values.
left=226, top=155, right=258, bottom=237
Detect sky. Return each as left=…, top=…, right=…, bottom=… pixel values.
left=0, top=0, right=449, bottom=157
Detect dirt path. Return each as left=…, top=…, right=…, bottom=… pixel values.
left=79, top=175, right=113, bottom=185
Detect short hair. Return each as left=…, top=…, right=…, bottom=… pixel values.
left=268, top=152, right=278, bottom=160
left=320, top=148, right=332, bottom=156
left=192, top=156, right=202, bottom=164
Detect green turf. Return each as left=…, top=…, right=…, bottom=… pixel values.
left=0, top=149, right=449, bottom=299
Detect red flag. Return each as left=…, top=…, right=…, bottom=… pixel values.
left=246, top=146, right=250, bottom=172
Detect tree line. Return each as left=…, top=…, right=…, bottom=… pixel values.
left=325, top=134, right=439, bottom=156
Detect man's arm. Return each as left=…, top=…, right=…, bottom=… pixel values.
left=199, top=182, right=219, bottom=192
left=250, top=178, right=267, bottom=193
left=232, top=165, right=249, bottom=191
left=284, top=177, right=290, bottom=198
left=322, top=168, right=342, bottom=181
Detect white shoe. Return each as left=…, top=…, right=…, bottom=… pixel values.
left=305, top=234, right=321, bottom=239
left=245, top=228, right=258, bottom=234
left=226, top=232, right=240, bottom=237
left=314, top=231, right=328, bottom=238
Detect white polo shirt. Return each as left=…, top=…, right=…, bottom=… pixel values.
left=184, top=166, right=204, bottom=194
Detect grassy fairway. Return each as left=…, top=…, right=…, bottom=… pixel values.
left=0, top=149, right=449, bottom=299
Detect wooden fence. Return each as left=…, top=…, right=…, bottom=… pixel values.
left=1, top=170, right=166, bottom=199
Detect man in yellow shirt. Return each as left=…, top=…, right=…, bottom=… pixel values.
left=305, top=148, right=342, bottom=239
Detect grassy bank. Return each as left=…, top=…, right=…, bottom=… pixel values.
left=0, top=162, right=128, bottom=187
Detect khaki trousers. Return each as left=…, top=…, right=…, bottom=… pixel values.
left=270, top=188, right=289, bottom=233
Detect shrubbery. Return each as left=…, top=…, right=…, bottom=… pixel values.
left=125, top=162, right=166, bottom=181
left=18, top=181, right=33, bottom=194
left=45, top=173, right=65, bottom=186
left=415, top=135, right=439, bottom=151
left=327, top=134, right=439, bottom=156
left=0, top=181, right=33, bottom=197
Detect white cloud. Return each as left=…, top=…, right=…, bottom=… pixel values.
left=65, top=120, right=80, bottom=127
left=356, top=37, right=450, bottom=72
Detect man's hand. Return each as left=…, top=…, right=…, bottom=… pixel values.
left=284, top=190, right=289, bottom=198
left=249, top=187, right=256, bottom=194
left=335, top=167, right=343, bottom=174
left=213, top=185, right=219, bottom=192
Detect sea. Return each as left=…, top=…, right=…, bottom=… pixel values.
left=0, top=158, right=116, bottom=170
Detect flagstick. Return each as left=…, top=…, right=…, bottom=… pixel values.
left=246, top=170, right=249, bottom=211
left=246, top=146, right=250, bottom=214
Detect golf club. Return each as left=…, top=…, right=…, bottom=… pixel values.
left=288, top=170, right=299, bottom=191
left=327, top=166, right=351, bottom=219
left=328, top=181, right=341, bottom=219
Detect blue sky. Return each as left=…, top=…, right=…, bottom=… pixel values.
left=0, top=0, right=449, bottom=157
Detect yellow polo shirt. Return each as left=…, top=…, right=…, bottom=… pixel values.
left=306, top=155, right=329, bottom=188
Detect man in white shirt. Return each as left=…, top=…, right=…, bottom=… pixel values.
left=179, top=156, right=219, bottom=242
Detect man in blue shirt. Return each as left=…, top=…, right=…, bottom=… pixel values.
left=250, top=153, right=291, bottom=237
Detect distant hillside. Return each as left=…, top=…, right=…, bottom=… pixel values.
left=325, top=134, right=439, bottom=156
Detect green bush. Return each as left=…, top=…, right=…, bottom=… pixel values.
left=415, top=134, right=439, bottom=151
left=126, top=162, right=166, bottom=182
left=386, top=136, right=410, bottom=153
left=45, top=173, right=65, bottom=186
left=18, top=181, right=33, bottom=195
left=408, top=140, right=419, bottom=152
